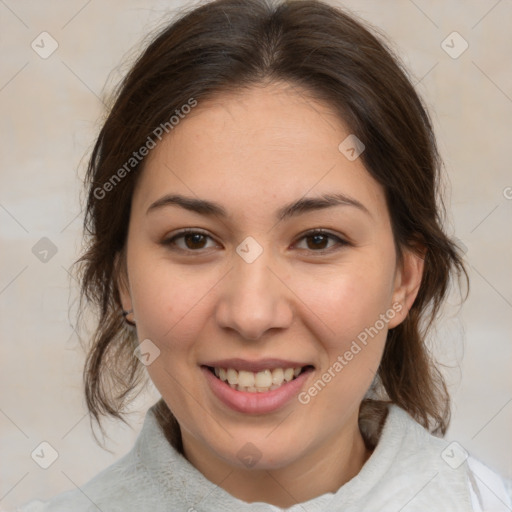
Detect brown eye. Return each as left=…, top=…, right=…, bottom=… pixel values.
left=183, top=233, right=208, bottom=249
left=295, top=230, right=347, bottom=253
left=163, top=230, right=218, bottom=252
left=305, top=233, right=329, bottom=250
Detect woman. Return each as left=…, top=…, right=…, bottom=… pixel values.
left=17, top=0, right=511, bottom=510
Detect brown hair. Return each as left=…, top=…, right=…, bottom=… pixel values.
left=75, top=0, right=468, bottom=448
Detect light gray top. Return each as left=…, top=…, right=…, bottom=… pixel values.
left=16, top=403, right=512, bottom=511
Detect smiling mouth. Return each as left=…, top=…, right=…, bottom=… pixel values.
left=205, top=365, right=314, bottom=393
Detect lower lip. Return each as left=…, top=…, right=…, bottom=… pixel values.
left=201, top=366, right=312, bottom=414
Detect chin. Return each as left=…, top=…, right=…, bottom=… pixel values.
left=209, top=430, right=312, bottom=471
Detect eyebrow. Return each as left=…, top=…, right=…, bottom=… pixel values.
left=146, top=192, right=371, bottom=221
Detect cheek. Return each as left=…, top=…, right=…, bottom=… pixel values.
left=128, top=260, right=221, bottom=419
left=294, top=270, right=393, bottom=418
left=291, top=259, right=396, bottom=353
left=130, top=257, right=222, bottom=343
left=288, top=272, right=393, bottom=432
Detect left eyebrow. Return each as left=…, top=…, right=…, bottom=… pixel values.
left=145, top=192, right=371, bottom=220
left=276, top=193, right=372, bottom=221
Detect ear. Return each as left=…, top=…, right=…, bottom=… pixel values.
left=114, top=250, right=132, bottom=312
left=387, top=246, right=425, bottom=329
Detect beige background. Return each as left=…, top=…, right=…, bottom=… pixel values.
left=1, top=0, right=511, bottom=508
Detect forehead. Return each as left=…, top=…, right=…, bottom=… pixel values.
left=133, top=82, right=388, bottom=222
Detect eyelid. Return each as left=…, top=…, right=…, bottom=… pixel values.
left=162, top=228, right=350, bottom=253
left=292, top=229, right=349, bottom=253
left=162, top=228, right=220, bottom=252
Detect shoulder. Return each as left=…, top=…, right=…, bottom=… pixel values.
left=357, top=405, right=512, bottom=511
left=13, top=448, right=145, bottom=512
left=12, top=404, right=186, bottom=512
left=466, top=455, right=512, bottom=511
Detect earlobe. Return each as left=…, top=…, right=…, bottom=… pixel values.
left=388, top=247, right=425, bottom=329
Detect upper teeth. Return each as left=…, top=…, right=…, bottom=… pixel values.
left=214, top=367, right=302, bottom=392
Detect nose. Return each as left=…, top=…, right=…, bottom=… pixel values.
left=214, top=250, right=294, bottom=341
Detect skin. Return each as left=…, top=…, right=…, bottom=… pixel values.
left=117, top=81, right=424, bottom=507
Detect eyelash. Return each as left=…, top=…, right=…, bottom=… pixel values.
left=161, top=228, right=349, bottom=255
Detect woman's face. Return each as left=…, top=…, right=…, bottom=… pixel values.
left=119, top=82, right=423, bottom=474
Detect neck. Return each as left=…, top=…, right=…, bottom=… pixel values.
left=181, top=415, right=372, bottom=507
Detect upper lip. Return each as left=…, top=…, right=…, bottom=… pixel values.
left=201, top=358, right=312, bottom=373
